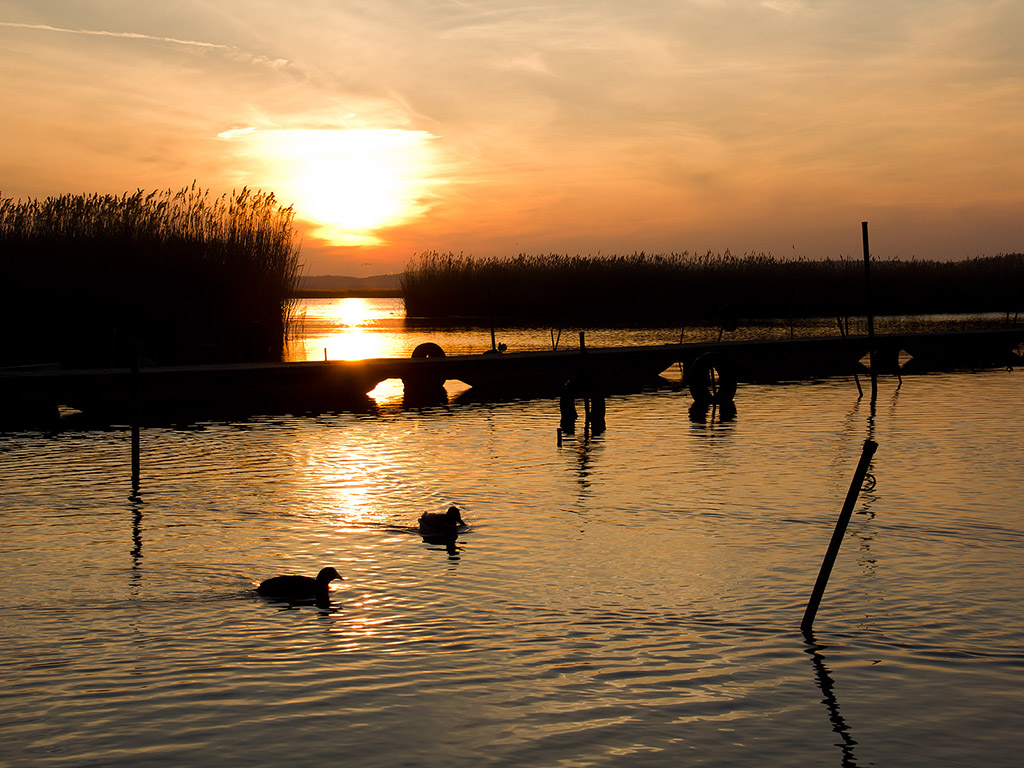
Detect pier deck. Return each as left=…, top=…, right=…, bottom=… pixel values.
left=2, top=328, right=1021, bottom=426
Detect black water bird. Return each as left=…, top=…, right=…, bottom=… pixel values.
left=256, top=566, right=342, bottom=604
left=418, top=506, right=466, bottom=538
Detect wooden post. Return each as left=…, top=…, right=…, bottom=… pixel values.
left=862, top=222, right=878, bottom=401
left=578, top=331, right=591, bottom=432
left=489, top=292, right=498, bottom=352
left=130, top=342, right=141, bottom=498
left=801, top=439, right=878, bottom=634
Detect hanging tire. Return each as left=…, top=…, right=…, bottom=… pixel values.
left=687, top=352, right=737, bottom=404
left=411, top=342, right=446, bottom=359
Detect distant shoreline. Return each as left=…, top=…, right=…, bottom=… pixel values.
left=290, top=288, right=403, bottom=299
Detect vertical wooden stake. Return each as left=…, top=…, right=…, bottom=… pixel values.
left=130, top=342, right=141, bottom=497
left=801, top=439, right=878, bottom=634
left=862, top=222, right=878, bottom=402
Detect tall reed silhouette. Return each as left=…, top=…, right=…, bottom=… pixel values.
left=401, top=250, right=1022, bottom=325
left=0, top=184, right=302, bottom=367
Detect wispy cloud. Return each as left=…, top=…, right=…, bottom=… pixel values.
left=0, top=21, right=290, bottom=67
left=0, top=20, right=230, bottom=48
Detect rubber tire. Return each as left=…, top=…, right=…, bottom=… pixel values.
left=687, top=352, right=737, bottom=404
left=411, top=342, right=446, bottom=359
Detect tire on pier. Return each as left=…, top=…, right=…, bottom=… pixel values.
left=686, top=352, right=737, bottom=405
left=411, top=342, right=446, bottom=359
left=407, top=342, right=448, bottom=400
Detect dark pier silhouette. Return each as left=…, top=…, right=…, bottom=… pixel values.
left=1, top=328, right=1020, bottom=427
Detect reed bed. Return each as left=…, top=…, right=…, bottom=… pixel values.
left=0, top=185, right=302, bottom=367
left=401, top=251, right=1023, bottom=325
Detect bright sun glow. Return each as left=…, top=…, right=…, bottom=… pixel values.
left=221, top=127, right=442, bottom=246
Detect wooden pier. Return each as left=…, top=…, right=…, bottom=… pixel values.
left=1, top=328, right=1021, bottom=427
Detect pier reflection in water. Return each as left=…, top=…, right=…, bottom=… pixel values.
left=1, top=319, right=1022, bottom=766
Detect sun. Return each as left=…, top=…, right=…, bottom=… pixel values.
left=221, top=127, right=442, bottom=246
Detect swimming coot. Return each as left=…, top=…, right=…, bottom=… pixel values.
left=418, top=506, right=466, bottom=537
left=256, top=566, right=342, bottom=604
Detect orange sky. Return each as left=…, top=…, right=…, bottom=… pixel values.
left=2, top=2, right=1022, bottom=275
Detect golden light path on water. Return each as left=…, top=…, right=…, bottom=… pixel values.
left=287, top=297, right=409, bottom=403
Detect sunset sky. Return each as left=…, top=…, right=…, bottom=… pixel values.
left=2, top=1, right=1022, bottom=275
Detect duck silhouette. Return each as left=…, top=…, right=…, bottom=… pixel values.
left=256, top=566, right=342, bottom=605
left=418, top=506, right=466, bottom=538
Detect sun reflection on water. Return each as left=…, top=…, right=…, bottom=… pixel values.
left=289, top=297, right=475, bottom=406
left=294, top=297, right=405, bottom=361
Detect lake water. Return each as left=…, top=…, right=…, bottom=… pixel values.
left=286, top=297, right=1014, bottom=363
left=1, top=299, right=1022, bottom=767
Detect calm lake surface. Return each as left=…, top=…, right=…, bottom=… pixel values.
left=2, top=299, right=1022, bottom=767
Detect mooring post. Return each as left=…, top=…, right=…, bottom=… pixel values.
left=801, top=438, right=878, bottom=634
left=130, top=341, right=141, bottom=497
left=862, top=222, right=878, bottom=401
left=579, top=331, right=590, bottom=427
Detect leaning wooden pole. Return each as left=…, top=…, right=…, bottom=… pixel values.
left=861, top=222, right=878, bottom=401
left=801, top=439, right=878, bottom=634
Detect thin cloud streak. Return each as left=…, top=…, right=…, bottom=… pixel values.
left=0, top=20, right=290, bottom=66
left=0, top=20, right=232, bottom=48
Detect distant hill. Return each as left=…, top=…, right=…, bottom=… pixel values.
left=292, top=273, right=402, bottom=297
left=297, top=273, right=402, bottom=291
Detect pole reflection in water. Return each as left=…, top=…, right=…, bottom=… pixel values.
left=804, top=634, right=861, bottom=768
left=130, top=498, right=143, bottom=570
left=559, top=428, right=603, bottom=496
left=129, top=427, right=143, bottom=580
left=688, top=400, right=737, bottom=425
